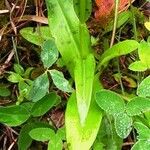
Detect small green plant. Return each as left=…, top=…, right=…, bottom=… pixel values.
left=29, top=127, right=66, bottom=150
left=1, top=0, right=150, bottom=150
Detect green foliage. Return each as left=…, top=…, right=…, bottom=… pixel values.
left=14, top=64, right=25, bottom=76
left=31, top=92, right=60, bottom=117
left=97, top=40, right=139, bottom=70
left=45, top=0, right=91, bottom=74
left=28, top=73, right=49, bottom=102
left=0, top=87, right=11, bottom=97
left=18, top=122, right=51, bottom=150
left=20, top=26, right=51, bottom=46
left=49, top=69, right=74, bottom=93
left=29, top=128, right=55, bottom=141
left=137, top=75, right=150, bottom=98
left=95, top=90, right=125, bottom=117
left=73, top=0, right=92, bottom=23
left=8, top=72, right=23, bottom=83
left=65, top=74, right=102, bottom=150
left=65, top=93, right=102, bottom=150
left=0, top=105, right=30, bottom=126
left=104, top=11, right=131, bottom=33
left=126, top=97, right=150, bottom=116
left=2, top=0, right=150, bottom=150
left=129, top=40, right=150, bottom=71
left=92, top=117, right=122, bottom=150
left=114, top=113, right=132, bottom=138
left=95, top=89, right=150, bottom=138
left=8, top=65, right=33, bottom=104
left=131, top=122, right=150, bottom=150
left=41, top=39, right=59, bottom=68
left=29, top=127, right=65, bottom=150
left=74, top=54, right=95, bottom=124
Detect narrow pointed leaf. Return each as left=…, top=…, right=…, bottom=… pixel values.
left=41, top=39, right=59, bottom=68
left=45, top=0, right=91, bottom=74
left=95, top=90, right=125, bottom=117
left=73, top=0, right=92, bottom=23
left=66, top=93, right=102, bottom=150
left=97, top=40, right=139, bottom=69
left=66, top=75, right=102, bottom=150
left=74, top=54, right=95, bottom=124
left=49, top=69, right=73, bottom=93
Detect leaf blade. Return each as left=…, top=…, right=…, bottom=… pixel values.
left=41, top=39, right=59, bottom=68
left=95, top=90, right=125, bottom=117
left=74, top=54, right=95, bottom=124
left=49, top=69, right=73, bottom=93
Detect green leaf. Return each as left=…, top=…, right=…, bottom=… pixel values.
left=94, top=117, right=122, bottom=150
left=115, top=113, right=132, bottom=138
left=131, top=140, right=150, bottom=150
left=14, top=64, right=24, bottom=75
left=97, top=40, right=139, bottom=70
left=18, top=81, right=31, bottom=100
left=126, top=97, right=150, bottom=116
left=95, top=90, right=125, bottom=117
left=18, top=122, right=50, bottom=150
left=49, top=69, right=73, bottom=93
left=137, top=75, right=150, bottom=98
left=28, top=73, right=49, bottom=102
left=134, top=122, right=150, bottom=140
left=66, top=93, right=102, bottom=150
left=105, top=11, right=131, bottom=33
left=48, top=135, right=62, bottom=150
left=129, top=61, right=147, bottom=72
left=0, top=105, right=30, bottom=126
left=31, top=92, right=60, bottom=117
left=138, top=40, right=150, bottom=68
left=29, top=128, right=55, bottom=141
left=23, top=67, right=34, bottom=78
left=46, top=0, right=91, bottom=75
left=65, top=73, right=103, bottom=150
left=73, top=0, right=92, bottom=23
left=57, top=127, right=66, bottom=140
left=20, top=26, right=51, bottom=46
left=74, top=54, right=95, bottom=124
left=0, top=87, right=11, bottom=97
left=41, top=39, right=59, bottom=68
left=8, top=72, right=23, bottom=83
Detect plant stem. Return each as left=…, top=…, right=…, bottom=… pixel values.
left=110, top=0, right=119, bottom=47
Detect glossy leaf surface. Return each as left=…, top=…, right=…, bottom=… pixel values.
left=0, top=105, right=30, bottom=126
left=74, top=54, right=95, bottom=124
